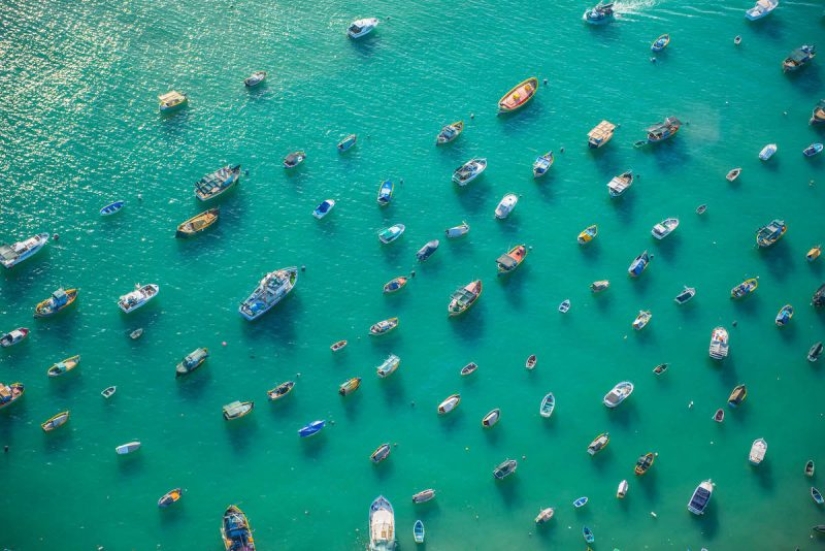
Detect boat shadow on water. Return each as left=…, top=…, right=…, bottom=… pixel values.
left=340, top=392, right=364, bottom=423
left=608, top=193, right=635, bottom=227
left=116, top=452, right=145, bottom=477
left=175, top=369, right=212, bottom=400
left=453, top=181, right=490, bottom=215
left=240, top=297, right=300, bottom=344
left=603, top=402, right=640, bottom=428
left=378, top=375, right=407, bottom=409
left=757, top=244, right=793, bottom=283
left=42, top=428, right=73, bottom=455
left=651, top=233, right=681, bottom=262
left=750, top=459, right=775, bottom=491
left=493, top=474, right=522, bottom=507
left=224, top=419, right=260, bottom=455
left=298, top=430, right=327, bottom=459
left=370, top=457, right=396, bottom=482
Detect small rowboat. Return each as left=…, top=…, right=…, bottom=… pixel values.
left=813, top=487, right=824, bottom=505
left=481, top=408, right=501, bottom=428
left=330, top=340, right=347, bottom=352
left=158, top=488, right=182, bottom=508
left=370, top=317, right=399, bottom=335
left=445, top=221, right=470, bottom=238
left=413, top=520, right=425, bottom=543
left=587, top=432, right=609, bottom=456
left=558, top=299, right=571, bottom=313
left=377, top=179, right=395, bottom=206
left=0, top=328, right=29, bottom=347
left=283, top=151, right=306, bottom=169
left=493, top=459, right=518, bottom=479
left=806, top=460, right=816, bottom=477
left=298, top=420, right=326, bottom=438
left=583, top=526, right=595, bottom=544
left=651, top=34, right=670, bottom=52
left=696, top=204, right=708, bottom=215
left=47, top=355, right=81, bottom=377
left=116, top=441, right=141, bottom=455
left=176, top=208, right=220, bottom=238
left=539, top=393, right=555, bottom=418
left=525, top=355, right=537, bottom=370
left=437, top=393, right=461, bottom=414
left=497, top=77, right=539, bottom=115
left=577, top=224, right=598, bottom=245
left=807, top=245, right=822, bottom=262
left=635, top=452, right=656, bottom=475
left=41, top=411, right=70, bottom=432
left=222, top=400, right=254, bottom=420
left=532, top=152, right=554, bottom=178
left=617, top=480, right=629, bottom=499
left=804, top=143, right=824, bottom=157
left=653, top=363, right=668, bottom=375
left=590, top=280, right=610, bottom=293
left=100, top=200, right=125, bottom=216
left=412, top=489, right=436, bottom=504
left=267, top=381, right=295, bottom=401
left=244, top=70, right=267, bottom=87
left=726, top=168, right=742, bottom=182
left=731, top=278, right=758, bottom=299
left=101, top=386, right=117, bottom=398
left=339, top=377, right=362, bottom=396
left=436, top=121, right=464, bottom=145
left=632, top=310, right=652, bottom=330
left=370, top=443, right=391, bottom=464
left=460, top=362, right=478, bottom=376
left=534, top=508, right=555, bottom=524
left=713, top=408, right=725, bottom=422
left=775, top=304, right=794, bottom=326
left=573, top=496, right=588, bottom=508
left=383, top=276, right=408, bottom=294
left=129, top=328, right=144, bottom=340
left=158, top=90, right=187, bottom=112
left=728, top=384, right=747, bottom=407
left=337, top=134, right=357, bottom=152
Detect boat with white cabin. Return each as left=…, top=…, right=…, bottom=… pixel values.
left=607, top=170, right=633, bottom=197
left=651, top=218, right=679, bottom=239
left=452, top=158, right=487, bottom=186
left=349, top=18, right=379, bottom=39
left=117, top=284, right=159, bottom=314
left=238, top=267, right=298, bottom=321
left=495, top=194, right=518, bottom=219
left=0, top=233, right=50, bottom=269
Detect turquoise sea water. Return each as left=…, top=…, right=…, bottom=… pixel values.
left=2, top=0, right=825, bottom=549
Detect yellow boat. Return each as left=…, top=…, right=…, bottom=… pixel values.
left=41, top=410, right=70, bottom=432
left=47, top=355, right=81, bottom=377
left=339, top=377, right=362, bottom=396
left=807, top=245, right=822, bottom=262
left=159, top=90, right=188, bottom=112
left=497, top=77, right=539, bottom=114
left=577, top=225, right=598, bottom=244
left=176, top=208, right=220, bottom=238
left=34, top=288, right=78, bottom=317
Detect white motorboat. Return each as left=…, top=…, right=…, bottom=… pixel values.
left=238, top=267, right=298, bottom=321
left=445, top=221, right=470, bottom=238
left=674, top=286, right=696, bottom=305
left=244, top=70, right=267, bottom=87
left=368, top=495, right=396, bottom=551
left=115, top=441, right=141, bottom=455
left=452, top=158, right=487, bottom=186
left=495, top=193, right=518, bottom=219
left=0, top=232, right=50, bottom=269
left=348, top=18, right=379, bottom=39
left=651, top=217, right=679, bottom=239
left=749, top=438, right=767, bottom=465
left=759, top=143, right=777, bottom=161
left=117, top=284, right=159, bottom=314
left=709, top=326, right=729, bottom=359
left=312, top=199, right=336, bottom=219
left=617, top=480, right=629, bottom=499
left=603, top=381, right=634, bottom=408
left=745, top=0, right=778, bottom=20
left=558, top=299, right=571, bottom=313
left=607, top=170, right=633, bottom=197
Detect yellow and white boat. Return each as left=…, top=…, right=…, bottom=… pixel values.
left=807, top=245, right=821, bottom=262
left=158, top=90, right=188, bottom=113
left=577, top=225, right=598, bottom=244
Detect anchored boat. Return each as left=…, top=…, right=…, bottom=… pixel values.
left=238, top=267, right=298, bottom=321
left=194, top=165, right=241, bottom=201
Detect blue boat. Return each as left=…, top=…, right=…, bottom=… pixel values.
left=100, top=200, right=125, bottom=216
left=298, top=419, right=326, bottom=438
left=312, top=199, right=336, bottom=220
left=413, top=519, right=425, bottom=543
left=803, top=143, right=824, bottom=157
left=583, top=1, right=614, bottom=24
left=377, top=179, right=394, bottom=206
left=338, top=134, right=357, bottom=153
left=573, top=496, right=588, bottom=508
left=583, top=526, right=595, bottom=543
left=628, top=250, right=651, bottom=277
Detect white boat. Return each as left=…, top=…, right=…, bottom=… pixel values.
left=617, top=480, right=629, bottom=499
left=651, top=218, right=679, bottom=239
left=745, top=0, right=778, bottom=20
left=607, top=170, right=633, bottom=197
left=437, top=393, right=461, bottom=414
left=452, top=158, right=487, bottom=186
left=100, top=200, right=125, bottom=216
left=674, top=286, right=696, bottom=305
left=0, top=232, right=50, bottom=269
left=244, top=70, right=267, bottom=87
left=115, top=441, right=141, bottom=455
left=445, top=221, right=470, bottom=238
left=368, top=495, right=396, bottom=551
left=413, top=519, right=425, bottom=544
left=158, top=90, right=187, bottom=112
left=759, top=143, right=777, bottom=161
left=583, top=1, right=615, bottom=24
left=687, top=479, right=714, bottom=515
left=709, top=326, right=729, bottom=360
left=117, top=284, right=160, bottom=314
left=558, top=299, right=571, bottom=313
left=495, top=193, right=518, bottom=219
left=376, top=354, right=400, bottom=378
left=603, top=381, right=634, bottom=408
left=534, top=507, right=555, bottom=524
left=749, top=438, right=767, bottom=465
left=539, top=393, right=555, bottom=418
left=378, top=224, right=406, bottom=244
left=349, top=18, right=379, bottom=39
left=632, top=310, right=652, bottom=330
left=239, top=267, right=298, bottom=321
left=312, top=199, right=336, bottom=219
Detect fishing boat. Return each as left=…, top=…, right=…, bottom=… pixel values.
left=176, top=208, right=220, bottom=237
left=806, top=460, right=816, bottom=477
left=378, top=224, right=405, bottom=244
left=158, top=488, right=182, bottom=508
left=436, top=121, right=464, bottom=145
left=221, top=505, right=256, bottom=551
left=617, top=480, right=629, bottom=498
left=101, top=386, right=117, bottom=399
left=238, top=267, right=298, bottom=321
left=728, top=384, right=747, bottom=407
left=749, top=438, right=767, bottom=465
left=726, top=167, right=742, bottom=182
left=298, top=420, right=326, bottom=438
left=587, top=432, right=610, bottom=456
left=445, top=221, right=470, bottom=238
left=759, top=143, right=777, bottom=161
left=814, top=525, right=825, bottom=534
left=494, top=193, right=518, bottom=219
left=813, top=487, right=824, bottom=505
left=337, top=134, right=357, bottom=152
left=577, top=225, right=598, bottom=245
left=607, top=170, right=633, bottom=197
left=176, top=347, right=208, bottom=377
left=653, top=363, right=668, bottom=375
left=312, top=199, right=336, bottom=220
left=583, top=1, right=614, bottom=24
left=628, top=250, right=650, bottom=277
left=0, top=232, right=50, bottom=269
left=339, top=377, right=362, bottom=396
left=100, top=200, right=125, bottom=216
left=383, top=277, right=408, bottom=294
left=632, top=310, right=652, bottom=330
left=558, top=299, right=571, bottom=313
left=651, top=217, right=679, bottom=239
left=267, top=381, right=295, bottom=401
left=370, top=317, right=399, bottom=335
left=573, top=496, right=589, bottom=508
left=603, top=381, right=634, bottom=408
left=651, top=34, right=670, bottom=52
left=460, top=362, right=478, bottom=376
left=807, top=245, right=822, bottom=261
left=0, top=382, right=24, bottom=409
left=376, top=354, right=400, bottom=378
left=756, top=219, right=786, bottom=247
left=0, top=328, right=28, bottom=347
left=709, top=327, right=729, bottom=359
left=448, top=279, right=482, bottom=316
left=437, top=393, right=461, bottom=414
left=525, top=354, right=537, bottom=370
left=41, top=411, right=69, bottom=432
left=194, top=165, right=241, bottom=201
left=115, top=441, right=141, bottom=454
left=416, top=239, right=439, bottom=262
left=452, top=158, right=487, bottom=186
left=222, top=401, right=254, bottom=420
left=367, top=495, right=395, bottom=551
left=814, top=283, right=825, bottom=307
left=493, top=459, right=518, bottom=479
left=646, top=117, right=681, bottom=143
left=532, top=152, right=554, bottom=178
left=674, top=286, right=696, bottom=305
left=283, top=151, right=306, bottom=169
left=34, top=287, right=78, bottom=317
left=730, top=277, right=758, bottom=299
left=590, top=280, right=610, bottom=293
left=244, top=70, right=267, bottom=87
left=709, top=408, right=724, bottom=423
left=696, top=204, right=707, bottom=215
left=47, top=354, right=80, bottom=377
left=583, top=526, right=595, bottom=544
left=497, top=77, right=538, bottom=115
left=808, top=342, right=824, bottom=362
left=331, top=340, right=348, bottom=352
left=370, top=443, right=391, bottom=464
left=588, top=120, right=616, bottom=148
left=804, top=143, right=824, bottom=157
left=775, top=304, right=793, bottom=326
left=118, top=283, right=160, bottom=314
left=129, top=328, right=143, bottom=340
left=687, top=479, right=714, bottom=515
left=413, top=520, right=425, bottom=544
left=412, top=489, right=436, bottom=504
left=811, top=99, right=825, bottom=125
left=745, top=0, right=777, bottom=19
left=377, top=179, right=395, bottom=206
left=348, top=18, right=379, bottom=39
left=158, top=90, right=187, bottom=112
left=481, top=408, right=501, bottom=428
left=539, top=393, right=556, bottom=418
left=496, top=244, right=528, bottom=275
left=783, top=45, right=816, bottom=72
left=635, top=452, right=656, bottom=475
left=534, top=508, right=554, bottom=524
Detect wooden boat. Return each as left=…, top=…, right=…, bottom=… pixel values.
left=558, top=299, right=571, bottom=313
left=412, top=489, right=436, bottom=504
left=728, top=384, right=747, bottom=408
left=370, top=443, right=391, bottom=464
left=749, top=438, right=767, bottom=465
left=534, top=507, right=555, bottom=524
left=603, top=381, right=634, bottom=408
left=583, top=526, right=595, bottom=544
left=497, top=77, right=538, bottom=115
left=590, top=280, right=610, bottom=293
left=376, top=354, right=400, bottom=378
left=493, top=458, right=518, bottom=479
left=607, top=170, right=633, bottom=197
left=100, top=200, right=125, bottom=216
left=617, top=480, right=629, bottom=499
left=0, top=328, right=29, bottom=347
left=267, top=380, right=295, bottom=401
left=696, top=204, right=708, bottom=215
left=651, top=34, right=670, bottom=52
left=674, top=286, right=696, bottom=305
left=413, top=519, right=425, bottom=544
left=709, top=327, right=729, bottom=360
left=370, top=317, right=399, bottom=335
left=628, top=250, right=650, bottom=277
left=158, top=90, right=187, bottom=112
left=222, top=400, right=254, bottom=420
left=756, top=219, right=786, bottom=248
left=339, top=377, right=362, bottom=396
left=525, top=354, right=537, bottom=370
left=117, top=283, right=160, bottom=314
left=635, top=452, right=656, bottom=475
left=807, top=245, right=822, bottom=262
left=158, top=488, right=182, bottom=508
left=129, top=328, right=144, bottom=340
left=445, top=221, right=470, bottom=238
left=539, top=393, right=555, bottom=418
left=115, top=441, right=141, bottom=455
left=437, top=393, right=461, bottom=414
left=244, top=70, right=267, bottom=87
left=713, top=408, right=725, bottom=422
left=47, top=355, right=81, bottom=377
left=532, top=152, right=554, bottom=178
left=221, top=505, right=255, bottom=551
left=0, top=382, right=24, bottom=409
left=448, top=279, right=482, bottom=316
left=759, top=143, right=777, bottom=161
left=731, top=277, right=758, bottom=299
left=194, top=165, right=241, bottom=201
left=775, top=304, right=794, bottom=326
left=806, top=460, right=816, bottom=477
left=330, top=340, right=348, bottom=352
left=176, top=208, right=220, bottom=237
left=237, top=267, right=299, bottom=323
left=460, top=362, right=478, bottom=376
left=416, top=239, right=440, bottom=262
left=283, top=151, right=306, bottom=169
left=34, top=287, right=78, bottom=317
left=653, top=363, right=668, bottom=375
left=726, top=167, right=742, bottom=182
left=646, top=117, right=681, bottom=143
left=436, top=121, right=464, bottom=145
left=494, top=193, right=518, bottom=219
left=337, top=134, right=357, bottom=152
left=808, top=342, right=824, bottom=362
left=745, top=0, right=777, bottom=20
left=687, top=479, right=714, bottom=515
left=573, top=496, right=589, bottom=508
left=176, top=347, right=208, bottom=377
left=587, top=432, right=609, bottom=456
left=811, top=99, right=825, bottom=125
left=632, top=310, right=652, bottom=330
left=312, top=199, right=335, bottom=219
left=496, top=244, right=527, bottom=275
left=588, top=120, right=616, bottom=148
left=377, top=179, right=395, bottom=206
left=378, top=224, right=405, bottom=244
left=383, top=276, right=408, bottom=294
left=651, top=217, right=679, bottom=239
left=0, top=232, right=50, bottom=269
left=41, top=410, right=70, bottom=432
left=298, top=420, right=326, bottom=438
left=783, top=45, right=816, bottom=73
left=813, top=487, right=825, bottom=505
left=101, top=386, right=117, bottom=399
left=481, top=408, right=501, bottom=428
left=577, top=224, right=598, bottom=244
left=452, top=158, right=487, bottom=186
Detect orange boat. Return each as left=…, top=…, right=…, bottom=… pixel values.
left=496, top=244, right=528, bottom=275
left=497, top=77, right=539, bottom=115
